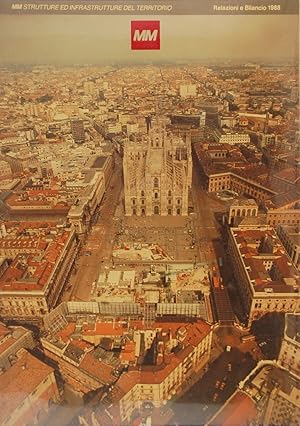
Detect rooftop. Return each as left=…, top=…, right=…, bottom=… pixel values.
left=278, top=224, right=300, bottom=246
left=0, top=322, right=30, bottom=356
left=44, top=316, right=211, bottom=398
left=230, top=198, right=258, bottom=207
left=0, top=350, right=54, bottom=424
left=243, top=363, right=300, bottom=406
left=0, top=221, right=73, bottom=292
left=232, top=227, right=300, bottom=294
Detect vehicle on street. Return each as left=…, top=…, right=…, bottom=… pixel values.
left=241, top=334, right=255, bottom=343
left=220, top=381, right=226, bottom=390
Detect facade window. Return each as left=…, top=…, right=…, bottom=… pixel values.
left=177, top=208, right=181, bottom=215
left=141, top=190, right=145, bottom=197
left=132, top=199, right=136, bottom=205
left=153, top=177, right=159, bottom=188
left=168, top=209, right=172, bottom=215
left=154, top=206, right=159, bottom=215
left=168, top=190, right=172, bottom=196
left=154, top=192, right=158, bottom=199
left=177, top=199, right=181, bottom=205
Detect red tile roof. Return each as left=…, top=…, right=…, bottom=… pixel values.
left=0, top=223, right=73, bottom=292
left=0, top=350, right=55, bottom=424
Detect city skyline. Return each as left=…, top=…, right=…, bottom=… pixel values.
left=0, top=14, right=298, bottom=64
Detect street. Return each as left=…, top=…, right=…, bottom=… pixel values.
left=62, top=159, right=123, bottom=302
left=190, top=167, right=228, bottom=267
left=171, top=346, right=257, bottom=425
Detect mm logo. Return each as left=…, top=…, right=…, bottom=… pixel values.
left=131, top=21, right=160, bottom=50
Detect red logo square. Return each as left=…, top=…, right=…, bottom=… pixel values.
left=131, top=21, right=160, bottom=50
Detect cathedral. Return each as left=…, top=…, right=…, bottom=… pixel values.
left=123, top=124, right=192, bottom=216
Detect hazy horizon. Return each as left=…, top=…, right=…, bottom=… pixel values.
left=0, top=15, right=298, bottom=65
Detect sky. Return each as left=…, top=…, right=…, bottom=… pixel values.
left=0, top=14, right=298, bottom=65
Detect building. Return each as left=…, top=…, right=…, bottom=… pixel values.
left=90, top=263, right=212, bottom=322
left=208, top=362, right=300, bottom=426
left=206, top=171, right=275, bottom=202
left=214, top=129, right=250, bottom=145
left=265, top=192, right=300, bottom=227
left=228, top=199, right=258, bottom=226
left=116, top=320, right=212, bottom=423
left=278, top=313, right=300, bottom=376
left=71, top=119, right=85, bottom=144
left=0, top=222, right=79, bottom=322
left=67, top=170, right=105, bottom=235
left=83, top=80, right=96, bottom=96
left=218, top=112, right=239, bottom=128
left=170, top=113, right=206, bottom=128
left=193, top=142, right=300, bottom=227
left=0, top=349, right=60, bottom=426
left=291, top=86, right=299, bottom=102
left=179, top=84, right=197, bottom=98
left=41, top=311, right=212, bottom=423
left=68, top=155, right=113, bottom=234
left=104, top=121, right=122, bottom=136
left=277, top=224, right=300, bottom=269
left=123, top=124, right=192, bottom=216
left=0, top=322, right=35, bottom=372
left=2, top=152, right=38, bottom=174
left=262, top=367, right=300, bottom=426
left=193, top=142, right=276, bottom=203
left=5, top=187, right=71, bottom=216
left=259, top=132, right=276, bottom=148
left=0, top=160, right=12, bottom=179
left=228, top=227, right=300, bottom=325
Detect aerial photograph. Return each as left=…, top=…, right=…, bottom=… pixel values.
left=0, top=3, right=299, bottom=426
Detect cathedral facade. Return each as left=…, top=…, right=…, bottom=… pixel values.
left=123, top=125, right=192, bottom=216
